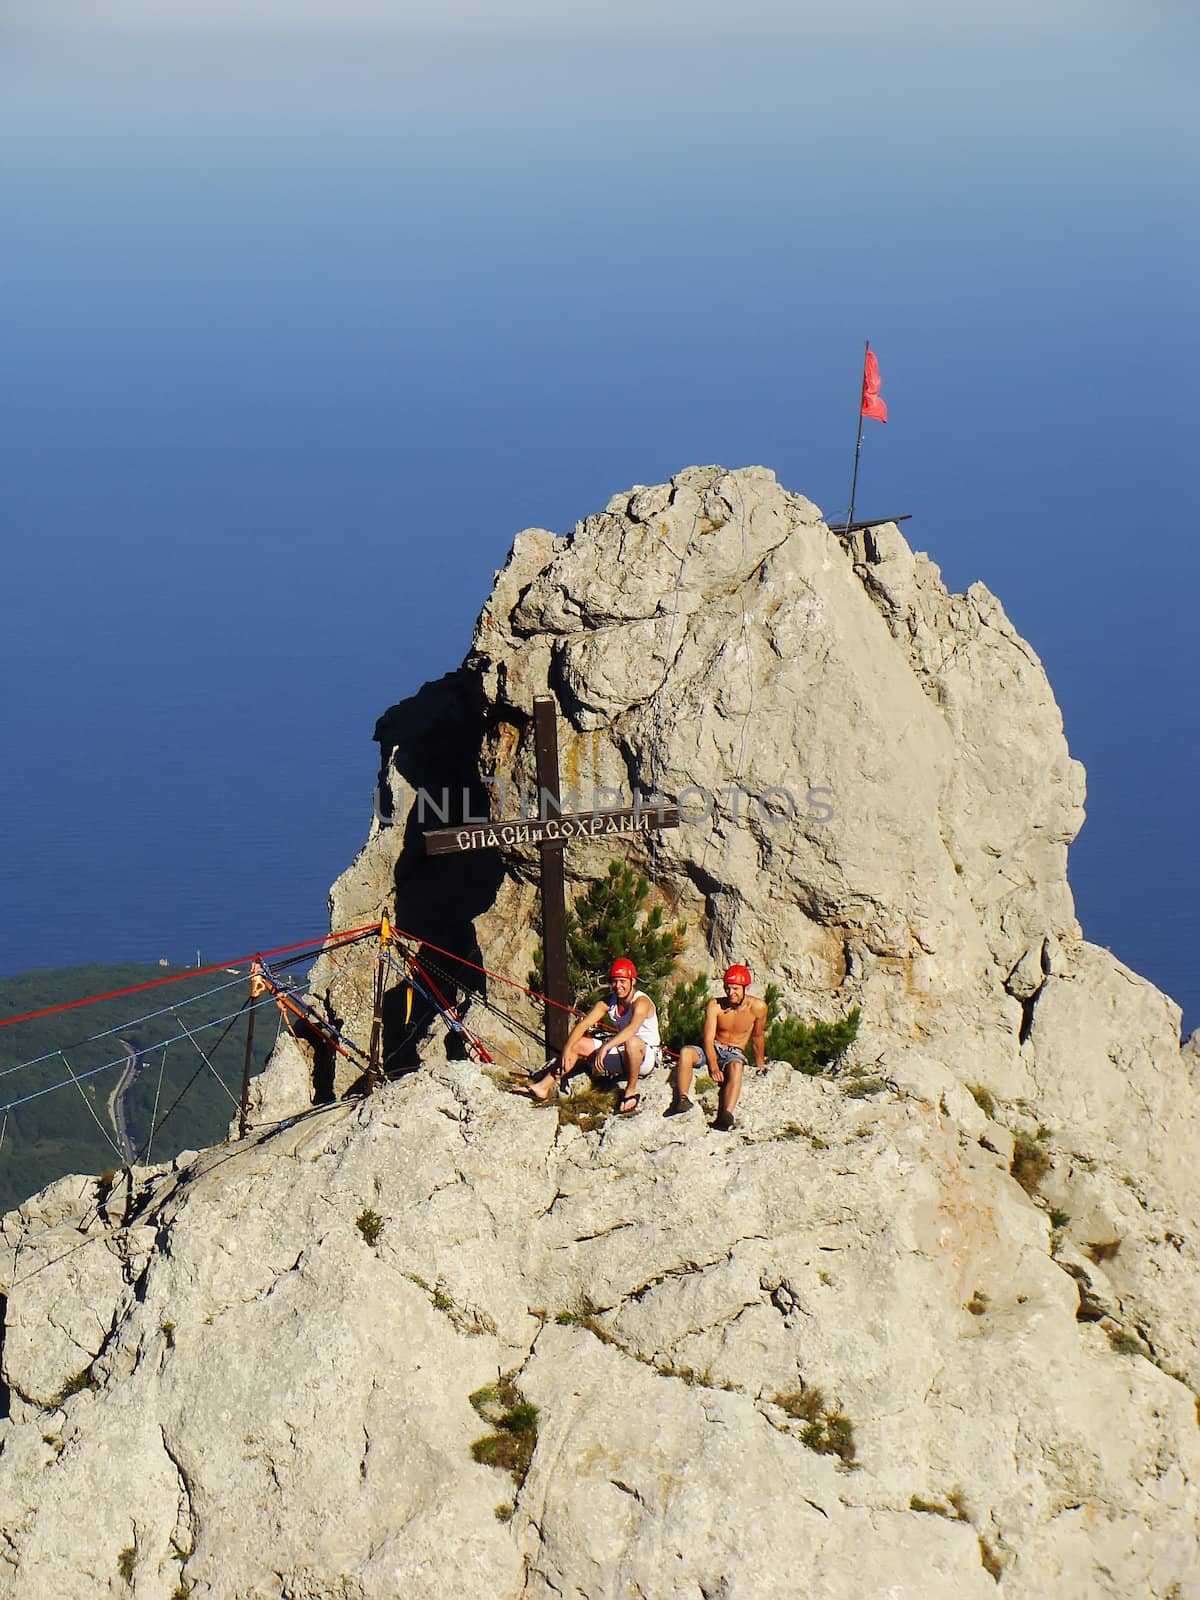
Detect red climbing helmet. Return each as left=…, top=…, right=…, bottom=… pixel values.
left=724, top=964, right=752, bottom=988
left=610, top=958, right=637, bottom=982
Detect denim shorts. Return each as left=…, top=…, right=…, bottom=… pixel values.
left=689, top=1043, right=747, bottom=1071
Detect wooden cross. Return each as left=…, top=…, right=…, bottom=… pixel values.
left=423, top=696, right=679, bottom=1057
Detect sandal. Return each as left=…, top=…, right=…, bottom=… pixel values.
left=617, top=1093, right=641, bottom=1116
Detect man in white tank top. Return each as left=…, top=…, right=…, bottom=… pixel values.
left=522, top=956, right=661, bottom=1115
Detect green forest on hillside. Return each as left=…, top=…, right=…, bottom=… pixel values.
left=0, top=962, right=291, bottom=1215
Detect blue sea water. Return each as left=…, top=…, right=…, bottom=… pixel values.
left=1, top=22, right=1196, bottom=1036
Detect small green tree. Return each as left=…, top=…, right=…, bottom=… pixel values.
left=764, top=985, right=860, bottom=1075
left=530, top=861, right=684, bottom=1009
left=660, top=973, right=710, bottom=1052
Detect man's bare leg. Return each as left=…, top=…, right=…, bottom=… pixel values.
left=665, top=1046, right=699, bottom=1115
left=528, top=1041, right=597, bottom=1101
left=617, top=1038, right=646, bottom=1113
left=713, top=1057, right=744, bottom=1130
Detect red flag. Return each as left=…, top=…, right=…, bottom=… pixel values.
left=861, top=347, right=887, bottom=423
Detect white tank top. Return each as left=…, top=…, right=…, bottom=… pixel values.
left=607, top=988, right=661, bottom=1051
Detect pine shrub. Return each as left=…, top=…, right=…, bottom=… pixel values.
left=530, top=861, right=684, bottom=1009
left=661, top=973, right=710, bottom=1051
left=763, top=985, right=860, bottom=1074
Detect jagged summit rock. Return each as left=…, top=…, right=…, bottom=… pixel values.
left=2, top=467, right=1197, bottom=1599
left=319, top=463, right=1089, bottom=1101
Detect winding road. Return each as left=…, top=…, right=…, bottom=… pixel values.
left=106, top=1040, right=143, bottom=1163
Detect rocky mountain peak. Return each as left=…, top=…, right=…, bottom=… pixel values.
left=2, top=467, right=1197, bottom=1600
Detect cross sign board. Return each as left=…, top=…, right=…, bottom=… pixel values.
left=422, top=697, right=680, bottom=1056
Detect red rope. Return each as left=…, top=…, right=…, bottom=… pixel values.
left=390, top=923, right=585, bottom=1017
left=405, top=954, right=494, bottom=1065
left=4, top=915, right=681, bottom=1068
left=0, top=924, right=381, bottom=1030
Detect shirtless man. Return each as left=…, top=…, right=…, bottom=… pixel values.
left=523, top=957, right=662, bottom=1115
left=665, top=964, right=766, bottom=1131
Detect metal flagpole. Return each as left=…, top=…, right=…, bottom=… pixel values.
left=843, top=340, right=869, bottom=535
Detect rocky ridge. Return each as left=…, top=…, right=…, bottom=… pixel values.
left=1, top=466, right=1198, bottom=1599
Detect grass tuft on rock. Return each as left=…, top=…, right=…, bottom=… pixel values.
left=773, top=1386, right=825, bottom=1423
left=801, top=1411, right=856, bottom=1465
left=469, top=1375, right=540, bottom=1489
left=910, top=1487, right=971, bottom=1522
left=911, top=1488, right=1002, bottom=1577
left=1010, top=1133, right=1051, bottom=1195
left=355, top=1207, right=384, bottom=1247
left=554, top=1294, right=619, bottom=1346
left=772, top=1121, right=831, bottom=1148
left=405, top=1273, right=496, bottom=1336
left=968, top=1084, right=996, bottom=1120
left=556, top=1084, right=616, bottom=1134
left=778, top=1384, right=856, bottom=1466
left=54, top=1367, right=98, bottom=1405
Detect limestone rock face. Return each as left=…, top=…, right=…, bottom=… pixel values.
left=845, top=519, right=1085, bottom=976
left=3, top=1062, right=1198, bottom=1599
left=3, top=467, right=1197, bottom=1599
left=0, top=1109, right=521, bottom=1600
